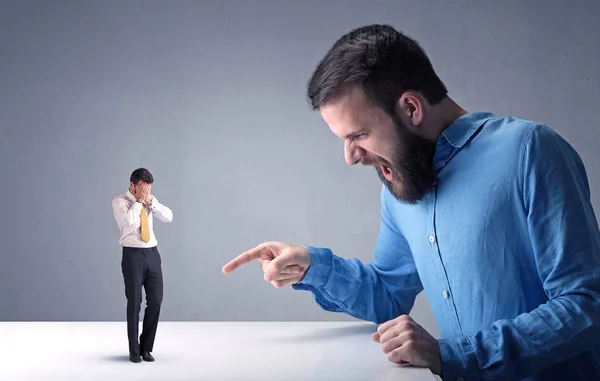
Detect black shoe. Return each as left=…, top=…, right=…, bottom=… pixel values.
left=129, top=354, right=141, bottom=363
left=142, top=351, right=154, bottom=362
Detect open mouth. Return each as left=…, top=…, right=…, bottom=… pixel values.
left=380, top=164, right=393, bottom=182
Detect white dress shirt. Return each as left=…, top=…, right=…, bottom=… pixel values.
left=112, top=191, right=173, bottom=248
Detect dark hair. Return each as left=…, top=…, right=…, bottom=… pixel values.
left=307, top=24, right=447, bottom=115
left=130, top=168, right=154, bottom=184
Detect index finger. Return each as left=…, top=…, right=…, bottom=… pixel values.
left=377, top=315, right=410, bottom=336
left=222, top=246, right=261, bottom=274
left=377, top=321, right=394, bottom=337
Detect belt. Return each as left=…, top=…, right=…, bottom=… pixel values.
left=123, top=246, right=157, bottom=252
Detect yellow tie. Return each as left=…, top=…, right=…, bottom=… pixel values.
left=140, top=207, right=151, bottom=243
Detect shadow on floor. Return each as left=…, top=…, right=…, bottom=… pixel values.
left=102, top=354, right=131, bottom=362
left=264, top=323, right=377, bottom=343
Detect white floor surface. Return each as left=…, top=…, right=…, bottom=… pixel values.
left=0, top=322, right=440, bottom=381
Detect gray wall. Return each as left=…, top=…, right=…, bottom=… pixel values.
left=1, top=0, right=599, bottom=337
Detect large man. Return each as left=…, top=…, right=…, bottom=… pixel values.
left=223, top=25, right=600, bottom=380
left=112, top=168, right=173, bottom=363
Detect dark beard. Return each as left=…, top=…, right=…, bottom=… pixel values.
left=375, top=116, right=437, bottom=204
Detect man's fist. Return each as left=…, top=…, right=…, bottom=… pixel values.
left=372, top=315, right=442, bottom=375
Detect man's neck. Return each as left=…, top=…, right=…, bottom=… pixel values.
left=424, top=97, right=468, bottom=141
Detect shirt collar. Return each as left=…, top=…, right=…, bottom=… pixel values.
left=440, top=112, right=496, bottom=149
left=431, top=112, right=496, bottom=173
left=126, top=190, right=136, bottom=201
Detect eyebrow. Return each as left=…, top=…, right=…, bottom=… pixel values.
left=344, top=126, right=370, bottom=140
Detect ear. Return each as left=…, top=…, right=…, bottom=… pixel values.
left=396, top=91, right=424, bottom=126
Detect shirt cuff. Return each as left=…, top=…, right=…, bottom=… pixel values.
left=438, top=336, right=481, bottom=381
left=294, top=246, right=333, bottom=288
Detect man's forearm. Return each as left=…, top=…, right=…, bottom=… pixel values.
left=113, top=200, right=143, bottom=229
left=292, top=246, right=421, bottom=324
left=439, top=291, right=600, bottom=380
left=148, top=196, right=173, bottom=222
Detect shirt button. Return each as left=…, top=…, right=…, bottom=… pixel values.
left=428, top=235, right=436, bottom=243
left=442, top=290, right=449, bottom=298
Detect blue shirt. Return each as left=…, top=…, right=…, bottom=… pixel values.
left=293, top=112, right=600, bottom=381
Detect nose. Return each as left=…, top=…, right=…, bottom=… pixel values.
left=344, top=141, right=365, bottom=165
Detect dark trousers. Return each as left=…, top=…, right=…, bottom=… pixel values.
left=121, top=246, right=163, bottom=355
